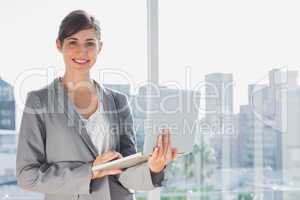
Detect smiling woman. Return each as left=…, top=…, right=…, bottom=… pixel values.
left=15, top=9, right=177, bottom=200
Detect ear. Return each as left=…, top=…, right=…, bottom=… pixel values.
left=56, top=39, right=62, bottom=52
left=97, top=41, right=103, bottom=54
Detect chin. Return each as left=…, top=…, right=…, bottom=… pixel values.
left=68, top=62, right=94, bottom=71
left=74, top=65, right=92, bottom=71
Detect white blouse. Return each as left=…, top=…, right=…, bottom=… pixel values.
left=76, top=84, right=111, bottom=155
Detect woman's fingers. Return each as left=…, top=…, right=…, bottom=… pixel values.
left=163, top=129, right=169, bottom=151
left=149, top=130, right=179, bottom=173
left=93, top=168, right=123, bottom=179
left=91, top=151, right=124, bottom=180
left=100, top=154, right=118, bottom=163
left=105, top=151, right=122, bottom=159
left=158, top=133, right=163, bottom=147
left=103, top=169, right=123, bottom=176
left=152, top=128, right=176, bottom=164
left=172, top=148, right=178, bottom=161
left=155, top=132, right=160, bottom=147
left=115, top=152, right=123, bottom=159
left=152, top=147, right=159, bottom=160
left=165, top=131, right=173, bottom=161
left=94, top=151, right=123, bottom=165
left=157, top=135, right=164, bottom=158
left=156, top=129, right=172, bottom=160
left=104, top=151, right=121, bottom=157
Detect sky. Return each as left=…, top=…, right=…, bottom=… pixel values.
left=1, top=0, right=300, bottom=130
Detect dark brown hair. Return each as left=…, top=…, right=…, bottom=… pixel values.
left=57, top=10, right=101, bottom=44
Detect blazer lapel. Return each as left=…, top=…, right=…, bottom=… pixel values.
left=50, top=77, right=99, bottom=158
left=93, top=80, right=120, bottom=152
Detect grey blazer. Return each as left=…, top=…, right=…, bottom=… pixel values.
left=16, top=77, right=164, bottom=200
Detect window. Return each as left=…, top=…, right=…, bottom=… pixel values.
left=1, top=119, right=11, bottom=126
left=2, top=1, right=300, bottom=200
left=158, top=1, right=300, bottom=200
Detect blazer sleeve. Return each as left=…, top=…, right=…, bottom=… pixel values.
left=112, top=92, right=164, bottom=191
left=16, top=91, right=93, bottom=195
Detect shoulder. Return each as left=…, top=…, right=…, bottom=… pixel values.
left=24, top=84, right=50, bottom=110
left=102, top=86, right=131, bottom=114
left=101, top=85, right=129, bottom=105
left=107, top=88, right=128, bottom=104
left=27, top=86, right=48, bottom=99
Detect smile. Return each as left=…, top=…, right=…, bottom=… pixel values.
left=72, top=59, right=90, bottom=65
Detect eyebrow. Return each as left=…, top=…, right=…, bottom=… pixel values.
left=66, top=37, right=96, bottom=41
left=86, top=38, right=96, bottom=41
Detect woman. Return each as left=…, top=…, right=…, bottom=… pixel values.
left=16, top=10, right=177, bottom=200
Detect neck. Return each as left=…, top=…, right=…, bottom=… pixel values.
left=61, top=71, right=94, bottom=91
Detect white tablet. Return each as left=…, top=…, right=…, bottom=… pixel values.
left=91, top=153, right=149, bottom=171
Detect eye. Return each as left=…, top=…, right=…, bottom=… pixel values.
left=86, top=42, right=96, bottom=47
left=69, top=41, right=77, bottom=45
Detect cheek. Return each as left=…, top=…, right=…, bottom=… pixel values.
left=62, top=49, right=75, bottom=59
left=88, top=49, right=98, bottom=59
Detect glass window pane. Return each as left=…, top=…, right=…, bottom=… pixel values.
left=159, top=1, right=300, bottom=200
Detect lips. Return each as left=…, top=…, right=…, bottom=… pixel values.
left=72, top=59, right=90, bottom=65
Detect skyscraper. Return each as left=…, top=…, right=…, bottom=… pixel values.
left=205, top=73, right=234, bottom=199
left=205, top=73, right=234, bottom=165
left=238, top=69, right=300, bottom=200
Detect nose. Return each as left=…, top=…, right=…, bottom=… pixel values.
left=76, top=44, right=88, bottom=57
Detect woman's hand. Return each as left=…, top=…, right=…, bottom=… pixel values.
left=148, top=128, right=178, bottom=173
left=91, top=151, right=123, bottom=180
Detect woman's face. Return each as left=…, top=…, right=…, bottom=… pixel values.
left=56, top=28, right=102, bottom=73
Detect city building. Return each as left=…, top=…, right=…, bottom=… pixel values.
left=0, top=78, right=15, bottom=130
